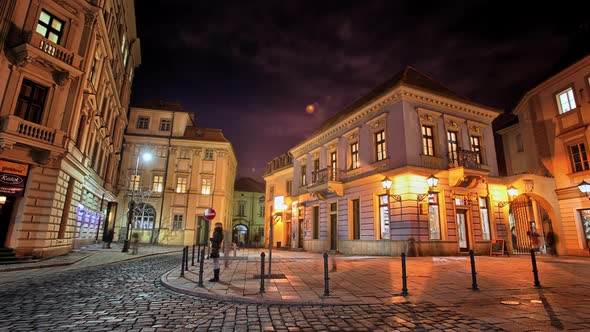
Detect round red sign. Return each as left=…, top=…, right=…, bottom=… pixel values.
left=203, top=208, right=216, bottom=221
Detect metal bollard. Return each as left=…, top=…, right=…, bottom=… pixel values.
left=198, top=250, right=205, bottom=287
left=191, top=244, right=195, bottom=266
left=260, top=252, right=266, bottom=294
left=197, top=244, right=201, bottom=262
left=401, top=253, right=408, bottom=296
left=323, top=252, right=330, bottom=296
left=185, top=246, right=189, bottom=271
left=469, top=250, right=479, bottom=290
left=180, top=247, right=186, bottom=277
left=530, top=249, right=541, bottom=287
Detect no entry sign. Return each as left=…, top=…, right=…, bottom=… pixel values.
left=203, top=208, right=216, bottom=221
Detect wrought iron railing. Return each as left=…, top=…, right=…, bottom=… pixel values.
left=455, top=149, right=485, bottom=170
left=310, top=167, right=346, bottom=186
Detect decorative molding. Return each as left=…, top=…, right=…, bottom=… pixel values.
left=84, top=12, right=97, bottom=27
left=53, top=71, right=71, bottom=87
left=54, top=0, right=79, bottom=16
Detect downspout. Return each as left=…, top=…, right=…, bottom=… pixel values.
left=153, top=111, right=174, bottom=244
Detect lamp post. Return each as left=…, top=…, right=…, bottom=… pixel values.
left=498, top=185, right=519, bottom=208
left=381, top=176, right=401, bottom=216
left=268, top=196, right=286, bottom=278
left=122, top=151, right=152, bottom=253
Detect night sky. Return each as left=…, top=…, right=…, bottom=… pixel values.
left=131, top=1, right=589, bottom=181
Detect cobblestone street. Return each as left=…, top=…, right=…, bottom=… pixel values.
left=0, top=253, right=503, bottom=332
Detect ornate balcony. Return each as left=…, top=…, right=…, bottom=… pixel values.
left=308, top=167, right=345, bottom=198
left=455, top=149, right=489, bottom=171
left=0, top=115, right=66, bottom=152
left=420, top=154, right=445, bottom=169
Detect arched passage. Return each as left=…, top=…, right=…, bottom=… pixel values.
left=509, top=193, right=556, bottom=254
left=232, top=224, right=248, bottom=247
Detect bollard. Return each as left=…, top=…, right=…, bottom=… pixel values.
left=197, top=244, right=201, bottom=262
left=180, top=247, right=186, bottom=277
left=198, top=250, right=205, bottom=287
left=401, top=253, right=408, bottom=296
left=260, top=252, right=266, bottom=294
left=530, top=249, right=541, bottom=287
left=185, top=246, right=189, bottom=271
left=469, top=250, right=479, bottom=290
left=207, top=243, right=211, bottom=259
left=323, top=252, right=330, bottom=296
left=191, top=244, right=195, bottom=266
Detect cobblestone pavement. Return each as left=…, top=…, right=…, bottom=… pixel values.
left=0, top=253, right=503, bottom=332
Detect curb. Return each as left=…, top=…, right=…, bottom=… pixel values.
left=159, top=268, right=406, bottom=306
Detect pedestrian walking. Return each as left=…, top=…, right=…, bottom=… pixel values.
left=131, top=232, right=139, bottom=255
left=546, top=228, right=558, bottom=257
left=106, top=228, right=114, bottom=249
left=209, top=222, right=224, bottom=282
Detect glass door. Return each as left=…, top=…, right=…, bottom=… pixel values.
left=457, top=210, right=469, bottom=251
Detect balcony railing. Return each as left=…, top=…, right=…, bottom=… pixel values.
left=455, top=149, right=487, bottom=170
left=310, top=167, right=346, bottom=186
left=31, top=33, right=75, bottom=66
left=0, top=115, right=63, bottom=145
left=420, top=154, right=445, bottom=169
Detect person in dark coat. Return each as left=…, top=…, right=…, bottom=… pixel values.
left=209, top=222, right=224, bottom=282
left=106, top=228, right=114, bottom=249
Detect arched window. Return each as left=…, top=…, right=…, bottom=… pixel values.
left=134, top=203, right=156, bottom=229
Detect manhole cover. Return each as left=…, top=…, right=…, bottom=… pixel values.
left=500, top=301, right=520, bottom=305
left=253, top=274, right=287, bottom=279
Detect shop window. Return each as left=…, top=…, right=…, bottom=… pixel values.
left=479, top=197, right=491, bottom=241
left=428, top=193, right=441, bottom=240
left=379, top=195, right=390, bottom=239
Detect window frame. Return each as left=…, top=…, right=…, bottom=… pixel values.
left=351, top=199, right=360, bottom=240
left=556, top=87, right=577, bottom=114
left=204, top=149, right=214, bottom=160
left=300, top=165, right=307, bottom=186
left=375, top=130, right=387, bottom=161
left=201, top=178, right=212, bottom=195
left=136, top=116, right=150, bottom=129
left=378, top=194, right=390, bottom=240
left=129, top=174, right=140, bottom=191
left=172, top=214, right=183, bottom=230
left=428, top=193, right=441, bottom=240
left=422, top=125, right=435, bottom=156
left=312, top=158, right=320, bottom=183
left=312, top=205, right=319, bottom=240
left=176, top=176, right=188, bottom=193
left=350, top=142, right=360, bottom=169
left=568, top=142, right=590, bottom=173
left=479, top=197, right=491, bottom=241
left=447, top=130, right=459, bottom=164
left=152, top=175, right=163, bottom=193
left=159, top=118, right=172, bottom=131
left=470, top=135, right=483, bottom=164
left=36, top=10, right=64, bottom=44
left=14, top=79, right=48, bottom=124
left=286, top=180, right=292, bottom=196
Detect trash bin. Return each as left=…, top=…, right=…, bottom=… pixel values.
left=277, top=241, right=282, bottom=248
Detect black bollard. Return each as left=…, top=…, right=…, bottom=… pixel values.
left=260, top=252, right=266, bottom=294
left=323, top=252, right=330, bottom=296
left=469, top=250, right=479, bottom=290
left=185, top=246, right=189, bottom=271
left=180, top=247, right=186, bottom=277
left=191, top=244, right=195, bottom=266
left=198, top=250, right=205, bottom=287
left=401, top=253, right=408, bottom=296
left=530, top=249, right=541, bottom=287
left=197, top=244, right=201, bottom=262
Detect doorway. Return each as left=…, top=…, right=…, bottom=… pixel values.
left=330, top=214, right=337, bottom=250
left=285, top=222, right=292, bottom=247
left=0, top=197, right=15, bottom=247
left=298, top=218, right=304, bottom=248
left=232, top=224, right=248, bottom=247
left=456, top=209, right=469, bottom=252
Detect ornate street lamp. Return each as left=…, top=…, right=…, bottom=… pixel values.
left=122, top=151, right=152, bottom=252
left=498, top=185, right=519, bottom=208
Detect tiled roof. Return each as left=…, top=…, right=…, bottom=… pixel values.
left=183, top=127, right=229, bottom=142
left=234, top=177, right=265, bottom=193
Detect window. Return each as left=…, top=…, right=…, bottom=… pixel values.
left=269, top=185, right=274, bottom=199
left=330, top=152, right=337, bottom=181
left=133, top=204, right=155, bottom=230
left=379, top=195, right=390, bottom=240
left=201, top=178, right=212, bottom=195
left=350, top=142, right=359, bottom=169
left=176, top=177, right=187, bottom=193
left=153, top=175, right=163, bottom=193
left=204, top=149, right=214, bottom=160
left=14, top=79, right=48, bottom=124
left=180, top=149, right=190, bottom=159
left=129, top=175, right=140, bottom=191
left=300, top=165, right=307, bottom=186
left=121, top=34, right=126, bottom=53
left=479, top=197, right=491, bottom=241
left=137, top=116, right=149, bottom=129
left=569, top=142, right=590, bottom=172
left=286, top=180, right=292, bottom=196
left=375, top=130, right=387, bottom=161
left=156, top=147, right=167, bottom=158
left=312, top=206, right=319, bottom=239
left=447, top=131, right=459, bottom=163
left=172, top=214, right=183, bottom=230
left=352, top=199, right=360, bottom=240
left=159, top=118, right=171, bottom=131
left=312, top=159, right=320, bottom=183
left=422, top=125, right=435, bottom=156
left=470, top=136, right=482, bottom=164
left=238, top=201, right=245, bottom=216
left=36, top=10, right=64, bottom=44
left=516, top=134, right=524, bottom=152
left=428, top=193, right=441, bottom=240
left=556, top=88, right=576, bottom=113
left=88, top=56, right=98, bottom=85
left=259, top=205, right=265, bottom=217
left=578, top=209, right=590, bottom=241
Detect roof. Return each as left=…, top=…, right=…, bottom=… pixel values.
left=234, top=177, right=265, bottom=193
left=312, top=66, right=498, bottom=135
left=183, top=127, right=229, bottom=142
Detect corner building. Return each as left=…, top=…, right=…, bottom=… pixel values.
left=0, top=0, right=140, bottom=257
left=267, top=67, right=514, bottom=256
left=115, top=105, right=237, bottom=246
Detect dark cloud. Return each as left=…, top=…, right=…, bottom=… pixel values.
left=132, top=0, right=589, bottom=180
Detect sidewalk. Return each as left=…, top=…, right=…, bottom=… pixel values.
left=0, top=242, right=183, bottom=273
left=162, top=248, right=590, bottom=331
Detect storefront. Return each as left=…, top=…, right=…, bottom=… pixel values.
left=0, top=160, right=29, bottom=248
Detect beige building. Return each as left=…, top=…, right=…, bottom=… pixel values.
left=263, top=153, right=294, bottom=248
left=266, top=67, right=517, bottom=256
left=0, top=0, right=140, bottom=258
left=115, top=105, right=237, bottom=246
left=500, top=55, right=590, bottom=256
left=232, top=177, right=266, bottom=247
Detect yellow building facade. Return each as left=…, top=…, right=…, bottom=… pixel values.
left=115, top=105, right=237, bottom=246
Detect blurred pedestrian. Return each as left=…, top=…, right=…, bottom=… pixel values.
left=546, top=229, right=558, bottom=257
left=209, top=222, right=224, bottom=282
left=106, top=228, right=114, bottom=249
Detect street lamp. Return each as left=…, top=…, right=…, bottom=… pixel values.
left=498, top=185, right=519, bottom=208
left=268, top=195, right=286, bottom=278
left=122, top=151, right=152, bottom=252
left=381, top=176, right=402, bottom=214
left=578, top=180, right=590, bottom=200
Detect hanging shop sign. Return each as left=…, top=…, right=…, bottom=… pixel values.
left=0, top=160, right=29, bottom=197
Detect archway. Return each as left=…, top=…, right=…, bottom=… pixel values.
left=509, top=194, right=555, bottom=254
left=134, top=203, right=156, bottom=230
left=232, top=224, right=248, bottom=247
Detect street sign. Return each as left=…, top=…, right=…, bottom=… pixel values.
left=204, top=208, right=216, bottom=221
